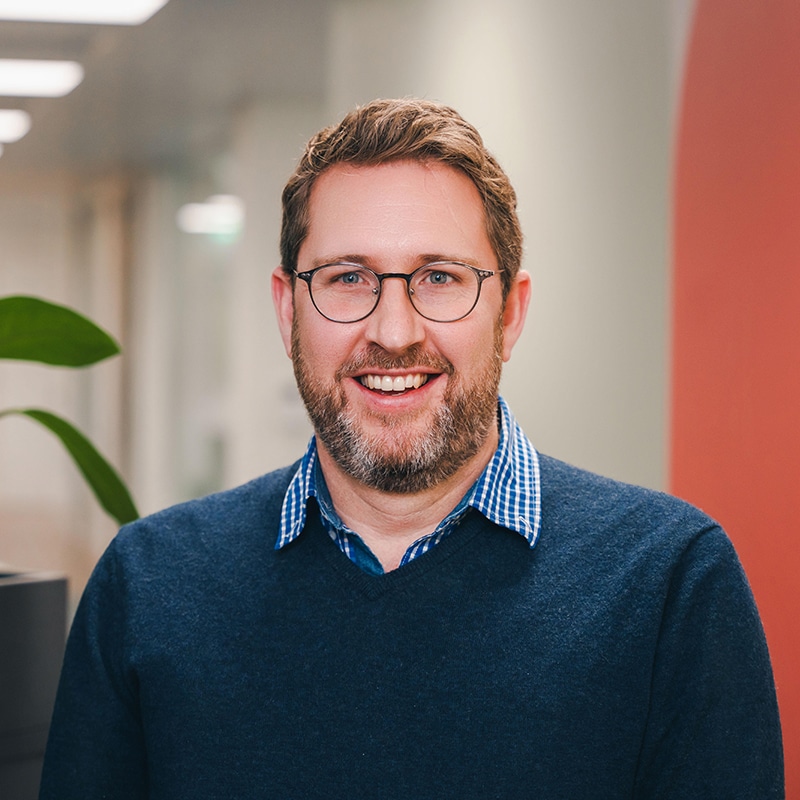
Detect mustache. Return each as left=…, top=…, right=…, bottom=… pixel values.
left=335, top=344, right=454, bottom=380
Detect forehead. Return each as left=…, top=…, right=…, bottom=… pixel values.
left=301, top=160, right=495, bottom=268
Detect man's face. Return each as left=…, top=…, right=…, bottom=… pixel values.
left=273, top=160, right=529, bottom=493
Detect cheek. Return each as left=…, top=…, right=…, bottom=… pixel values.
left=292, top=307, right=362, bottom=368
left=445, top=312, right=503, bottom=363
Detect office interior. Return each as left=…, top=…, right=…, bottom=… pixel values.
left=0, top=0, right=797, bottom=795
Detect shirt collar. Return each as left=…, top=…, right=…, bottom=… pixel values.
left=468, top=396, right=541, bottom=546
left=275, top=396, right=541, bottom=550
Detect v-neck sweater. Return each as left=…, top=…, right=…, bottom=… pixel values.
left=40, top=455, right=783, bottom=799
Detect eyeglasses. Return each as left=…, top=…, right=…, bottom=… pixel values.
left=295, top=261, right=496, bottom=323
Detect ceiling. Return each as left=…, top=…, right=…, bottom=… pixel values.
left=0, top=0, right=329, bottom=175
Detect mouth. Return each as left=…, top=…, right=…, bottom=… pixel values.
left=358, top=373, right=432, bottom=394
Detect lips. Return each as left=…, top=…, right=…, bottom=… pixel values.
left=359, top=373, right=430, bottom=393
left=340, top=344, right=451, bottom=396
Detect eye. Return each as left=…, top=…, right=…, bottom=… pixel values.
left=318, top=264, right=372, bottom=288
left=417, top=264, right=464, bottom=287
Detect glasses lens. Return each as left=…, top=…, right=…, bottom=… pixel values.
left=310, top=264, right=379, bottom=322
left=410, top=263, right=480, bottom=322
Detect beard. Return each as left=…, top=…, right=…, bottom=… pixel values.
left=291, top=320, right=503, bottom=494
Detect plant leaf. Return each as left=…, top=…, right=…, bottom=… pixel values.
left=0, top=295, right=120, bottom=366
left=0, top=408, right=139, bottom=526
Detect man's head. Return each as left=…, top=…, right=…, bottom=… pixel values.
left=273, top=100, right=530, bottom=494
left=280, top=98, right=523, bottom=300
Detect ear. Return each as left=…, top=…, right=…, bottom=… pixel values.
left=501, top=270, right=531, bottom=362
left=271, top=266, right=295, bottom=358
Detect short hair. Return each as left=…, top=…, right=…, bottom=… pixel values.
left=280, top=98, right=523, bottom=298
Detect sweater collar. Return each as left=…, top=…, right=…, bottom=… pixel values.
left=276, top=397, right=541, bottom=550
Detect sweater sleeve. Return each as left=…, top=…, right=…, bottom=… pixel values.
left=633, top=525, right=784, bottom=799
left=39, top=539, right=148, bottom=799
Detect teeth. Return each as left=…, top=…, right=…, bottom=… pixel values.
left=360, top=374, right=429, bottom=392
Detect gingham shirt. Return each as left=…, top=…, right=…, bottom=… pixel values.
left=276, top=396, right=542, bottom=574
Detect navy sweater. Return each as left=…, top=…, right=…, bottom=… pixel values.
left=40, top=455, right=783, bottom=798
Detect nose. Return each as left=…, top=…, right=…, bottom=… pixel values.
left=363, top=275, right=426, bottom=352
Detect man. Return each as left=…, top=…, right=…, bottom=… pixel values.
left=40, top=99, right=783, bottom=798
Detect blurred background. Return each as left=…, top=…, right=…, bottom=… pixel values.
left=0, top=0, right=797, bottom=792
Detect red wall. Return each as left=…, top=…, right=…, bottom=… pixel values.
left=671, top=1, right=800, bottom=793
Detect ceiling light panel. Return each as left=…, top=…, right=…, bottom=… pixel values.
left=177, top=196, right=245, bottom=236
left=0, top=0, right=169, bottom=25
left=0, top=60, right=84, bottom=97
left=0, top=109, right=31, bottom=141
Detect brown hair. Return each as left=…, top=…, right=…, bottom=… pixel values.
left=280, top=98, right=522, bottom=298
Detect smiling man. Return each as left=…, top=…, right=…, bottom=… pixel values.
left=41, top=99, right=783, bottom=799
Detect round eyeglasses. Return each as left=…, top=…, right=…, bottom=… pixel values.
left=295, top=261, right=497, bottom=323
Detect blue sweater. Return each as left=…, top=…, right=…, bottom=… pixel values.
left=40, top=455, right=783, bottom=798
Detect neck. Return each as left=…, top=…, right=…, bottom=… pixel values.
left=316, top=425, right=498, bottom=571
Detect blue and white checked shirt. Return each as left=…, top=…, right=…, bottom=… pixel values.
left=276, top=396, right=542, bottom=574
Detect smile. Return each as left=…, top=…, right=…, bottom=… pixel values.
left=359, top=373, right=430, bottom=393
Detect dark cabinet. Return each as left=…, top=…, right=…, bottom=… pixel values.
left=0, top=572, right=67, bottom=800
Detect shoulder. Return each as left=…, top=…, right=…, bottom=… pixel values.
left=533, top=455, right=763, bottom=651
left=107, top=462, right=300, bottom=578
left=66, top=463, right=303, bottom=664
left=538, top=452, right=716, bottom=533
left=535, top=453, right=731, bottom=573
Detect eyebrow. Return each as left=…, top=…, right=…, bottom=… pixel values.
left=310, top=253, right=482, bottom=270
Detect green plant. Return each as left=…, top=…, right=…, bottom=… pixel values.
left=0, top=295, right=139, bottom=526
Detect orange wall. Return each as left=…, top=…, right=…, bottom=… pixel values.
left=671, top=0, right=800, bottom=794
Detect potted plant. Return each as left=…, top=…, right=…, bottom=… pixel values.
left=0, top=295, right=138, bottom=526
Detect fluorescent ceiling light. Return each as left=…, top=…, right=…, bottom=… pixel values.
left=177, top=195, right=245, bottom=237
left=0, top=109, right=31, bottom=142
left=0, top=0, right=169, bottom=25
left=0, top=60, right=84, bottom=97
